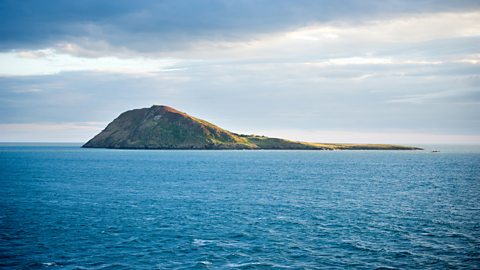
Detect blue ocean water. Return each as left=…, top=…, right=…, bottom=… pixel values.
left=1, top=145, right=479, bottom=269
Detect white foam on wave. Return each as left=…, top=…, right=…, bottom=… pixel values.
left=193, top=239, right=215, bottom=246
left=193, top=238, right=249, bottom=249
left=226, top=262, right=293, bottom=269
left=226, top=262, right=269, bottom=268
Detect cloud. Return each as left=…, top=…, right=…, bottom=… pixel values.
left=1, top=10, right=478, bottom=77
left=0, top=71, right=191, bottom=123
left=0, top=57, right=478, bottom=138
left=16, top=49, right=49, bottom=59
left=1, top=0, right=480, bottom=54
left=388, top=89, right=480, bottom=104
left=0, top=1, right=479, bottom=143
left=0, top=51, right=179, bottom=76
left=456, top=54, right=480, bottom=65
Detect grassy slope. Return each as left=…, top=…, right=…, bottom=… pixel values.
left=241, top=135, right=421, bottom=150
left=83, top=105, right=422, bottom=150
left=84, top=106, right=257, bottom=149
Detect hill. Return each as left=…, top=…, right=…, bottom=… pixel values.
left=83, top=105, right=422, bottom=150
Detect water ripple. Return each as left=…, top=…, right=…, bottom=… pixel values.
left=1, top=147, right=479, bottom=269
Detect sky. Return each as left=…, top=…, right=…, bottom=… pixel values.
left=0, top=0, right=479, bottom=144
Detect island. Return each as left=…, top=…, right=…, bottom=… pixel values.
left=83, top=105, right=422, bottom=150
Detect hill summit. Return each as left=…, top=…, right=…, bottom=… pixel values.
left=83, top=105, right=422, bottom=150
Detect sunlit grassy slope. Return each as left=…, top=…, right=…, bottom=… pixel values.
left=240, top=135, right=421, bottom=150
left=83, top=105, right=422, bottom=150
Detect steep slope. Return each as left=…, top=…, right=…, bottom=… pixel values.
left=83, top=105, right=256, bottom=149
left=83, top=105, right=422, bottom=150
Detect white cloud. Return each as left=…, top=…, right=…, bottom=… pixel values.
left=387, top=89, right=480, bottom=104
left=12, top=88, right=43, bottom=93
left=55, top=41, right=139, bottom=59
left=0, top=50, right=180, bottom=76
left=284, top=11, right=480, bottom=44
left=301, top=57, right=444, bottom=68
left=456, top=54, right=480, bottom=65
left=16, top=49, right=50, bottom=59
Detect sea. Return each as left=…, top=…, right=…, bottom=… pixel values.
left=1, top=144, right=479, bottom=269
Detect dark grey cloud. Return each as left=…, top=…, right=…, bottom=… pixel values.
left=1, top=0, right=479, bottom=52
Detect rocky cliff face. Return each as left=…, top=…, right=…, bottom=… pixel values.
left=83, top=105, right=422, bottom=150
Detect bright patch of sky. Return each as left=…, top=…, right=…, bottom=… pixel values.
left=0, top=50, right=179, bottom=76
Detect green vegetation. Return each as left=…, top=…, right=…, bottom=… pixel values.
left=83, top=105, right=422, bottom=150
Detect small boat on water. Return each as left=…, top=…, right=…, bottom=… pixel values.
left=431, top=150, right=440, bottom=153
